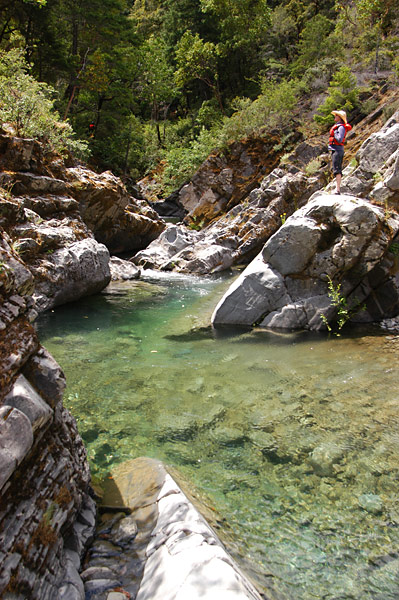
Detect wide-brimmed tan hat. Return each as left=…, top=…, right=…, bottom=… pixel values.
left=331, top=110, right=347, bottom=124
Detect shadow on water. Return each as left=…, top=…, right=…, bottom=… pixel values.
left=36, top=275, right=399, bottom=600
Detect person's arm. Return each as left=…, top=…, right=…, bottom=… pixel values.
left=334, top=124, right=345, bottom=143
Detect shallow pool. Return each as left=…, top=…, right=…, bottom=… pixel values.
left=36, top=272, right=399, bottom=600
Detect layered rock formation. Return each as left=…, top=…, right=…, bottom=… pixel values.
left=0, top=132, right=165, bottom=311
left=137, top=132, right=301, bottom=226
left=0, top=132, right=163, bottom=598
left=0, top=237, right=95, bottom=599
left=134, top=167, right=321, bottom=274
left=65, top=167, right=165, bottom=253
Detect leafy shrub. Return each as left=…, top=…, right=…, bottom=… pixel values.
left=314, top=66, right=360, bottom=126
left=218, top=78, right=300, bottom=145
left=0, top=49, right=88, bottom=157
left=158, top=127, right=218, bottom=194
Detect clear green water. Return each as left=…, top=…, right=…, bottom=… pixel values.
left=36, top=273, right=399, bottom=600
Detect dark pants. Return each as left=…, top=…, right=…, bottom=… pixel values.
left=330, top=145, right=344, bottom=175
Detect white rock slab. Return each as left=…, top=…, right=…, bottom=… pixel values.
left=136, top=471, right=262, bottom=600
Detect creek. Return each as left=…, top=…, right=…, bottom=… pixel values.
left=36, top=272, right=399, bottom=600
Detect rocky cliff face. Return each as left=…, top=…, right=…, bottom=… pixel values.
left=134, top=94, right=399, bottom=278
left=0, top=132, right=164, bottom=598
left=0, top=131, right=164, bottom=311
left=212, top=108, right=399, bottom=330
left=0, top=236, right=95, bottom=599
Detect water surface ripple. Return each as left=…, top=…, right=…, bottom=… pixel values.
left=36, top=273, right=399, bottom=600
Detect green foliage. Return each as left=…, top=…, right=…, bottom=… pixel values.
left=139, top=35, right=178, bottom=118
left=1, top=0, right=399, bottom=188
left=174, top=31, right=222, bottom=110
left=389, top=242, right=399, bottom=256
left=320, top=276, right=365, bottom=335
left=291, top=14, right=337, bottom=76
left=158, top=127, right=218, bottom=194
left=314, top=66, right=360, bottom=125
left=195, top=99, right=224, bottom=131
left=200, top=0, right=271, bottom=48
left=305, top=157, right=324, bottom=175
left=0, top=49, right=88, bottom=157
left=219, top=78, right=300, bottom=144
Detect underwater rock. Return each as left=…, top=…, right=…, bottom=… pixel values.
left=358, top=493, right=383, bottom=515
left=308, top=442, right=346, bottom=477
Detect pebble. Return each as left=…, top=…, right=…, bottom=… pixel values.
left=358, top=493, right=383, bottom=515
left=111, top=516, right=138, bottom=546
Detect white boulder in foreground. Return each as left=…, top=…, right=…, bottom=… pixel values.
left=93, top=457, right=264, bottom=600
left=212, top=194, right=399, bottom=330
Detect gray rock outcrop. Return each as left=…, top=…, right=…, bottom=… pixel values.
left=138, top=133, right=299, bottom=227
left=212, top=194, right=399, bottom=330
left=32, top=238, right=110, bottom=312
left=66, top=167, right=165, bottom=253
left=0, top=131, right=172, bottom=310
left=134, top=168, right=320, bottom=273
left=1, top=197, right=111, bottom=313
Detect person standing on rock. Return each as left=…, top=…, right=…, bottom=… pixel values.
left=328, top=110, right=352, bottom=195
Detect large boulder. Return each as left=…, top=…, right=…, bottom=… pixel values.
left=31, top=238, right=111, bottom=312
left=212, top=194, right=399, bottom=330
left=90, top=457, right=264, bottom=600
left=1, top=192, right=111, bottom=313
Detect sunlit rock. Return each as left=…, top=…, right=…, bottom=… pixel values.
left=134, top=169, right=318, bottom=273
left=89, top=457, right=263, bottom=600
left=212, top=195, right=399, bottom=330
left=32, top=238, right=111, bottom=312
left=66, top=166, right=165, bottom=253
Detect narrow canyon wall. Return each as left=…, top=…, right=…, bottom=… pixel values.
left=0, top=234, right=95, bottom=599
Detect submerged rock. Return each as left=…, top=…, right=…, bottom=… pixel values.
left=308, top=442, right=346, bottom=477
left=358, top=493, right=383, bottom=515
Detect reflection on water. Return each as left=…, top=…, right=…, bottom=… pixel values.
left=36, top=273, right=399, bottom=600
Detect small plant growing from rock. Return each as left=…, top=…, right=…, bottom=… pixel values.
left=189, top=216, right=205, bottom=231
left=321, top=275, right=365, bottom=335
left=389, top=242, right=399, bottom=256
left=305, top=157, right=323, bottom=176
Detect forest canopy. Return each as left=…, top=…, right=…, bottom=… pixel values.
left=1, top=0, right=398, bottom=192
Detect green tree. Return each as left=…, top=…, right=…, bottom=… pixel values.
left=200, top=0, right=270, bottom=48
left=139, top=35, right=179, bottom=146
left=314, top=66, right=359, bottom=125
left=0, top=49, right=87, bottom=155
left=291, top=13, right=338, bottom=76
left=174, top=31, right=223, bottom=112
